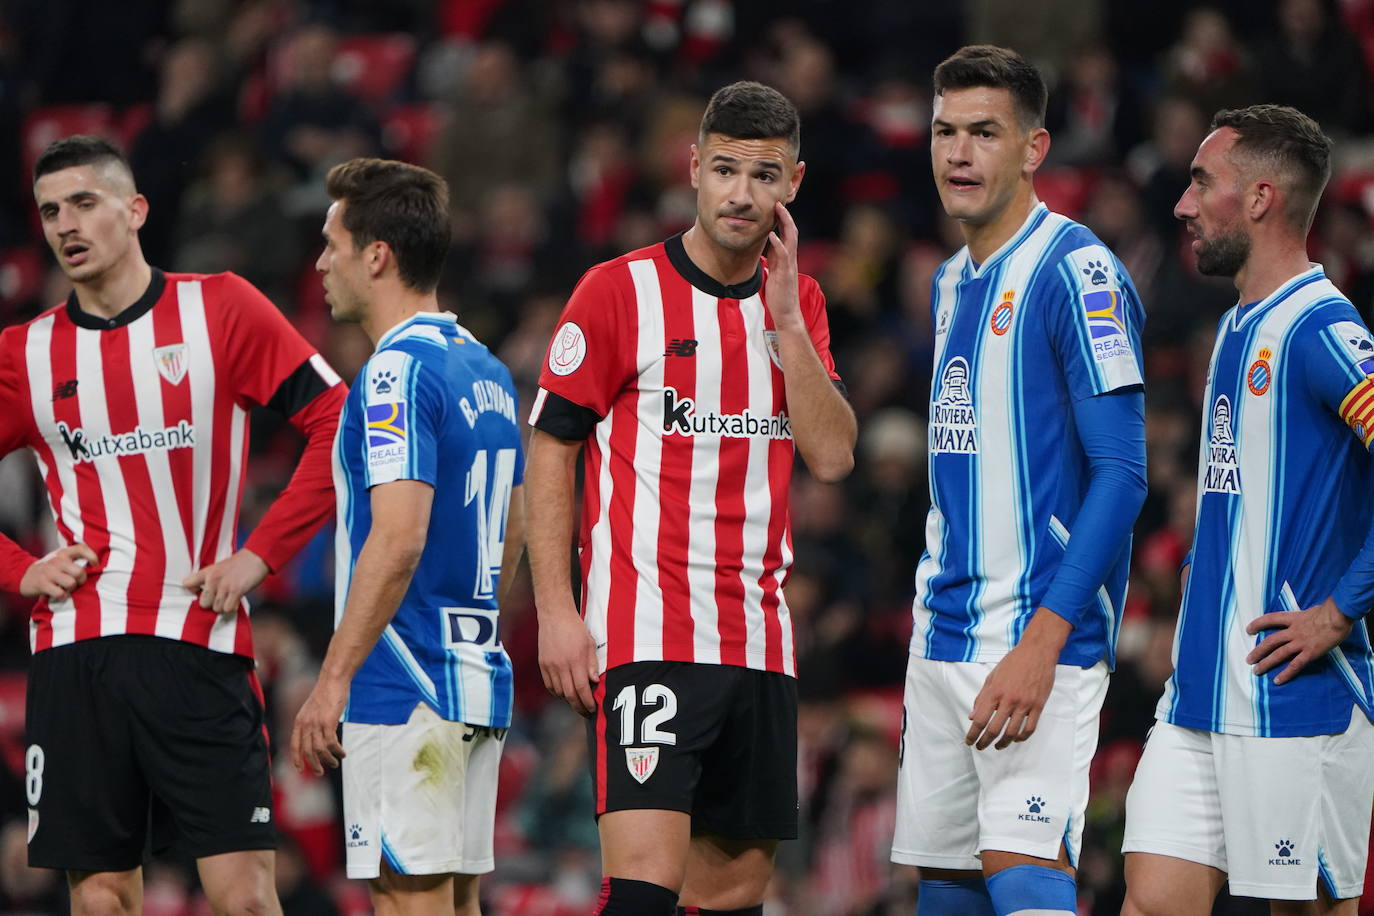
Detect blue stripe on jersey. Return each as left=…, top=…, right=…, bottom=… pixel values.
left=335, top=313, right=522, bottom=727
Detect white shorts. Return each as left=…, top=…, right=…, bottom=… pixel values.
left=891, top=654, right=1108, bottom=870
left=341, top=702, right=506, bottom=879
left=1122, top=712, right=1374, bottom=900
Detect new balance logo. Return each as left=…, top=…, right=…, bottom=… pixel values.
left=52, top=380, right=78, bottom=401
left=665, top=338, right=698, bottom=357
left=249, top=807, right=271, bottom=824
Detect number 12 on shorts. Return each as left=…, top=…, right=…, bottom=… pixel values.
left=612, top=684, right=678, bottom=745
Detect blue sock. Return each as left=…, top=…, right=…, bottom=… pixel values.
left=984, top=865, right=1075, bottom=915
left=917, top=878, right=995, bottom=916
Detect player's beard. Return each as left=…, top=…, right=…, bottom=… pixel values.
left=1195, top=226, right=1251, bottom=278
left=703, top=208, right=766, bottom=253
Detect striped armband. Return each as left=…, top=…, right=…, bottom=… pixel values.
left=1339, top=376, right=1374, bottom=448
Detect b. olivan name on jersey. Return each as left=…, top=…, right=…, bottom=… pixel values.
left=1203, top=394, right=1241, bottom=495
left=459, top=379, right=518, bottom=429
left=929, top=357, right=977, bottom=454
left=661, top=388, right=792, bottom=439
left=56, top=420, right=195, bottom=464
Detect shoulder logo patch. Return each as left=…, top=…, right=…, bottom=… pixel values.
left=549, top=321, right=587, bottom=376
left=154, top=343, right=188, bottom=386
left=1334, top=320, right=1374, bottom=375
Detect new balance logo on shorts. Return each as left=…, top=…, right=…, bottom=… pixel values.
left=249, top=807, right=271, bottom=824
left=626, top=747, right=659, bottom=784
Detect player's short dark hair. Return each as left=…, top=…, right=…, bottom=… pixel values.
left=34, top=135, right=133, bottom=185
left=1211, top=104, right=1332, bottom=233
left=699, top=81, right=801, bottom=157
left=933, top=45, right=1048, bottom=130
left=325, top=158, right=451, bottom=293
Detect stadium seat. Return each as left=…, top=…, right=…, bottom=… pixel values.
left=21, top=104, right=118, bottom=181
left=380, top=103, right=441, bottom=165
left=1033, top=166, right=1099, bottom=221
left=332, top=34, right=416, bottom=104
left=0, top=248, right=45, bottom=314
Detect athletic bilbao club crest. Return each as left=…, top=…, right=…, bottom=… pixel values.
left=1247, top=348, right=1273, bottom=396
left=153, top=343, right=189, bottom=386
left=625, top=747, right=659, bottom=784
left=763, top=330, right=783, bottom=369
left=990, top=290, right=1015, bottom=336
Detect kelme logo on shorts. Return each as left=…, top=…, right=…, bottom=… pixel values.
left=626, top=747, right=659, bottom=784
left=1269, top=839, right=1301, bottom=866
left=1017, top=795, right=1051, bottom=824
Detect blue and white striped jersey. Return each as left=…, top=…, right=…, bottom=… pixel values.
left=334, top=312, right=523, bottom=727
left=1159, top=267, right=1374, bottom=737
left=911, top=203, right=1145, bottom=669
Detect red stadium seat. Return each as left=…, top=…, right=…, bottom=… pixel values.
left=0, top=248, right=45, bottom=313
left=381, top=103, right=442, bottom=165
left=22, top=104, right=118, bottom=181
left=332, top=34, right=416, bottom=104
left=1033, top=166, right=1099, bottom=221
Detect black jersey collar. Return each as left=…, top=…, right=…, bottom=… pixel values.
left=66, top=268, right=166, bottom=330
left=664, top=232, right=763, bottom=300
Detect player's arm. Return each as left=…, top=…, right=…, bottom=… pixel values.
left=1248, top=319, right=1374, bottom=681
left=967, top=388, right=1147, bottom=750
left=291, top=478, right=433, bottom=775
left=183, top=274, right=346, bottom=613
left=525, top=427, right=599, bottom=717
left=764, top=202, right=855, bottom=483
left=499, top=483, right=526, bottom=606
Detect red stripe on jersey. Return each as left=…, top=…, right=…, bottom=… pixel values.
left=593, top=678, right=609, bottom=813
left=656, top=262, right=697, bottom=657
left=153, top=299, right=197, bottom=559
left=101, top=328, right=163, bottom=636
left=52, top=321, right=108, bottom=644
left=603, top=315, right=641, bottom=672
left=713, top=300, right=749, bottom=667
left=759, top=448, right=791, bottom=675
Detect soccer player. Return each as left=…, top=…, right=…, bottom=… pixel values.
left=525, top=82, right=857, bottom=916
left=889, top=46, right=1147, bottom=916
left=0, top=135, right=345, bottom=913
left=1122, top=106, right=1374, bottom=915
left=290, top=158, right=525, bottom=916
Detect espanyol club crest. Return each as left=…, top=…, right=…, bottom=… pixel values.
left=989, top=289, right=1015, bottom=336
left=153, top=343, right=189, bottom=386
left=1247, top=348, right=1272, bottom=396
left=625, top=746, right=659, bottom=784
left=763, top=330, right=783, bottom=369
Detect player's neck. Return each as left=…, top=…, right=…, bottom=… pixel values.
left=70, top=256, right=153, bottom=320
left=962, top=189, right=1039, bottom=266
left=680, top=225, right=763, bottom=288
left=1234, top=241, right=1313, bottom=306
left=361, top=286, right=441, bottom=346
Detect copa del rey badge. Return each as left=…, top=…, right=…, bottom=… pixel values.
left=625, top=746, right=659, bottom=784
left=154, top=343, right=189, bottom=386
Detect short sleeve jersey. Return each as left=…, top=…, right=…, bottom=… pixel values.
left=1159, top=267, right=1374, bottom=737
left=334, top=313, right=524, bottom=727
left=911, top=204, right=1146, bottom=669
left=529, top=233, right=841, bottom=677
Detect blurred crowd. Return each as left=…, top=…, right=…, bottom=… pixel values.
left=2, top=0, right=1374, bottom=913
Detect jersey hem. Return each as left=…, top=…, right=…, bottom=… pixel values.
left=889, top=848, right=980, bottom=869
left=1162, top=708, right=1358, bottom=738
left=910, top=646, right=1104, bottom=669
left=601, top=649, right=796, bottom=678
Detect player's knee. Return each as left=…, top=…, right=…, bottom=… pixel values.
left=68, top=873, right=139, bottom=916
left=593, top=877, right=679, bottom=916
left=207, top=875, right=278, bottom=915
left=984, top=865, right=1075, bottom=915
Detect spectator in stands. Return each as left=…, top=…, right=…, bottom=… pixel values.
left=1255, top=0, right=1370, bottom=137
left=1159, top=8, right=1255, bottom=116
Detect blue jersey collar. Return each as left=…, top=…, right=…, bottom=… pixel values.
left=376, top=310, right=458, bottom=349
left=1229, top=264, right=1325, bottom=332
left=965, top=202, right=1050, bottom=279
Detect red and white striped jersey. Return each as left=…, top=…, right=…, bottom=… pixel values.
left=0, top=270, right=345, bottom=657
left=530, top=235, right=841, bottom=677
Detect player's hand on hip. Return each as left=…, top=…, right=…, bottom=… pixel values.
left=1246, top=596, right=1353, bottom=685
left=182, top=547, right=270, bottom=615
left=290, top=677, right=348, bottom=776
left=966, top=607, right=1070, bottom=750
left=763, top=202, right=803, bottom=330
left=538, top=608, right=600, bottom=717
left=20, top=543, right=98, bottom=599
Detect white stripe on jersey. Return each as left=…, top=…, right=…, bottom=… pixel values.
left=587, top=400, right=616, bottom=672
left=25, top=315, right=79, bottom=647
left=75, top=325, right=134, bottom=637
left=179, top=281, right=216, bottom=565
left=207, top=403, right=247, bottom=653
left=127, top=313, right=195, bottom=640
left=687, top=285, right=723, bottom=665
left=738, top=292, right=776, bottom=668
left=628, top=259, right=666, bottom=658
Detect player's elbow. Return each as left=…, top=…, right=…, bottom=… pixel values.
left=808, top=448, right=855, bottom=484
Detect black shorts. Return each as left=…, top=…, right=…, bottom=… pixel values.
left=25, top=635, right=275, bottom=872
left=588, top=661, right=798, bottom=840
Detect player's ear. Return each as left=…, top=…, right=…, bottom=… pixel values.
left=128, top=194, right=149, bottom=232
left=689, top=143, right=701, bottom=190
left=786, top=159, right=805, bottom=203
left=1024, top=127, right=1050, bottom=175
left=367, top=240, right=390, bottom=279
left=1250, top=179, right=1278, bottom=223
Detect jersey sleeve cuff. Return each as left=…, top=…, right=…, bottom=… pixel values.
left=530, top=389, right=602, bottom=441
